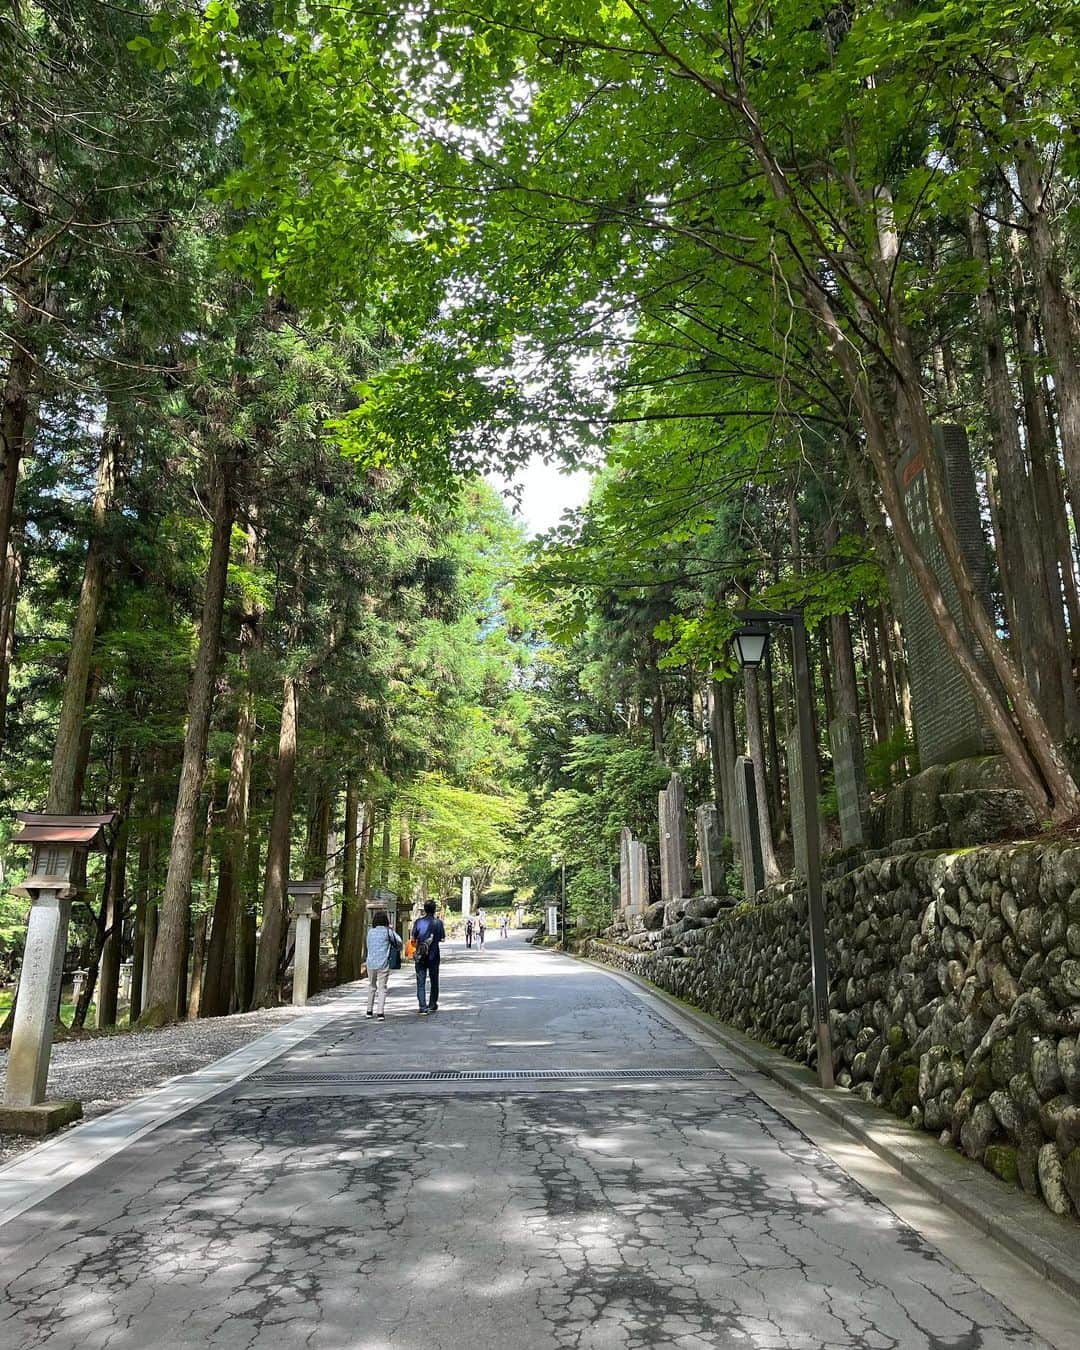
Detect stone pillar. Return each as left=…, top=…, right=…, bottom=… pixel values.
left=659, top=773, right=690, bottom=902
left=292, top=896, right=314, bottom=1007
left=461, top=875, right=472, bottom=919
left=118, top=960, right=134, bottom=1004
left=829, top=712, right=869, bottom=848
left=788, top=728, right=827, bottom=878
left=734, top=756, right=765, bottom=897
left=618, top=828, right=633, bottom=910
left=788, top=727, right=809, bottom=880
left=696, top=803, right=723, bottom=897
left=2, top=889, right=78, bottom=1116
left=627, top=840, right=649, bottom=919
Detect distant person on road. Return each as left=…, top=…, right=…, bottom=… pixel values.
left=465, top=917, right=474, bottom=948
left=365, top=912, right=402, bottom=1020
left=500, top=916, right=508, bottom=939
left=477, top=915, right=486, bottom=948
left=411, top=899, right=446, bottom=1014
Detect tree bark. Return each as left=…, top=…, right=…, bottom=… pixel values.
left=1005, top=221, right=1080, bottom=677
left=45, top=425, right=121, bottom=812
left=0, top=540, right=22, bottom=756
left=722, top=78, right=1080, bottom=816
left=186, top=792, right=215, bottom=1020
left=252, top=674, right=299, bottom=1008
left=970, top=209, right=1066, bottom=738
left=96, top=745, right=134, bottom=1028
left=200, top=518, right=261, bottom=1018
left=144, top=464, right=235, bottom=1021
left=743, top=667, right=780, bottom=882
left=336, top=773, right=363, bottom=983
left=1013, top=139, right=1080, bottom=541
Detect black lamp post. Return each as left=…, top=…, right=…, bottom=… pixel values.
left=732, top=609, right=835, bottom=1090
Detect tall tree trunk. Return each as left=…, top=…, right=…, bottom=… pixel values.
left=45, top=425, right=121, bottom=812
left=200, top=618, right=258, bottom=1016
left=743, top=667, right=780, bottom=882
left=0, top=539, right=22, bottom=756
left=186, top=792, right=215, bottom=1020
left=732, top=89, right=1080, bottom=816
left=970, top=208, right=1067, bottom=738
left=252, top=674, right=299, bottom=1008
left=235, top=775, right=260, bottom=1012
left=129, top=766, right=162, bottom=1024
left=303, top=782, right=331, bottom=997
left=336, top=773, right=363, bottom=983
left=144, top=464, right=235, bottom=1021
left=1013, top=138, right=1080, bottom=538
left=96, top=745, right=134, bottom=1028
left=1005, top=222, right=1080, bottom=678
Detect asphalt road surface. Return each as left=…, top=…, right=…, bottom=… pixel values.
left=0, top=934, right=1071, bottom=1349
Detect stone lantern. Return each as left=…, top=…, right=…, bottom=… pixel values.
left=0, top=811, right=115, bottom=1134
left=286, top=879, right=324, bottom=1008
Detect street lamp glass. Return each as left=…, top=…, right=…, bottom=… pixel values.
left=733, top=626, right=770, bottom=669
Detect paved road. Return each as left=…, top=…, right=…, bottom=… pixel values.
left=0, top=935, right=1066, bottom=1349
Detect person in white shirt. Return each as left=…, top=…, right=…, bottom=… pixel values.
left=365, top=911, right=402, bottom=1019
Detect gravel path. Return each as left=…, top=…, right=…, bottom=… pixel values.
left=0, top=981, right=359, bottom=1168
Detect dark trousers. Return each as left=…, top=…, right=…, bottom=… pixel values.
left=415, top=957, right=440, bottom=1009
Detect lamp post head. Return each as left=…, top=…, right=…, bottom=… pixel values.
left=287, top=878, right=324, bottom=917
left=11, top=812, right=117, bottom=898
left=732, top=624, right=770, bottom=670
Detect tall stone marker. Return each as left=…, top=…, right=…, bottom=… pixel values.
left=619, top=826, right=633, bottom=910
left=461, top=874, right=472, bottom=919
left=659, top=773, right=691, bottom=902
left=788, top=727, right=809, bottom=879
left=696, top=803, right=723, bottom=897
left=734, top=756, right=765, bottom=897
left=627, top=840, right=649, bottom=918
left=829, top=713, right=869, bottom=848
left=897, top=424, right=997, bottom=766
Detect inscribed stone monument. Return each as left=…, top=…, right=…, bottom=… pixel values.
left=696, top=803, right=723, bottom=897
left=897, top=425, right=997, bottom=766
left=627, top=840, right=649, bottom=918
left=619, top=827, right=633, bottom=910
left=659, top=774, right=691, bottom=902
left=788, top=728, right=809, bottom=879
left=734, top=756, right=765, bottom=897
left=829, top=713, right=869, bottom=848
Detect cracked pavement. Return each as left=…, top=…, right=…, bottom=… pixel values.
left=0, top=935, right=1062, bottom=1349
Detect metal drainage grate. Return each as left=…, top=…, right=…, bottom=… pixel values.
left=249, top=1067, right=731, bottom=1086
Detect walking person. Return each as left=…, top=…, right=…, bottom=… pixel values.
left=465, top=917, right=474, bottom=949
left=411, top=899, right=446, bottom=1014
left=365, top=911, right=402, bottom=1020
left=500, top=915, right=508, bottom=939
left=477, top=914, right=486, bottom=948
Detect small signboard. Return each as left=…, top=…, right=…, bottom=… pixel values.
left=546, top=904, right=559, bottom=936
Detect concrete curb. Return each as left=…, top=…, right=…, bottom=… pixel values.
left=0, top=988, right=366, bottom=1230
left=569, top=947, right=1080, bottom=1304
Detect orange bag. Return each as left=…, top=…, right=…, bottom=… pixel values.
left=404, top=938, right=417, bottom=960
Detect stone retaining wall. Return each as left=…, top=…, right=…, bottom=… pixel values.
left=586, top=841, right=1080, bottom=1223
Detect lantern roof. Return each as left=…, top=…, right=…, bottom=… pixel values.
left=13, top=812, right=116, bottom=849
left=287, top=878, right=325, bottom=897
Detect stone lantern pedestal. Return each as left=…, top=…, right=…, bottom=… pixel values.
left=0, top=812, right=115, bottom=1135
left=287, top=879, right=324, bottom=1007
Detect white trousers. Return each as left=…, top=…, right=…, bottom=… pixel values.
left=367, top=966, right=390, bottom=1014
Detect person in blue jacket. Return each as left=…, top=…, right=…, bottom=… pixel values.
left=411, top=899, right=446, bottom=1014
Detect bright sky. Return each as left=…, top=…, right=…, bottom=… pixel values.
left=488, top=457, right=593, bottom=537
